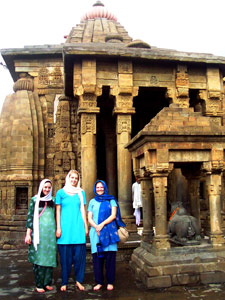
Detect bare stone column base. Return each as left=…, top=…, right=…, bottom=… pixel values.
left=209, top=233, right=225, bottom=247
left=122, top=215, right=138, bottom=232
left=153, top=234, right=171, bottom=250
left=130, top=241, right=225, bottom=289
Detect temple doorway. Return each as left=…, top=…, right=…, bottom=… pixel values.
left=96, top=86, right=170, bottom=197
left=132, top=87, right=169, bottom=137
left=96, top=86, right=117, bottom=196
left=16, top=186, right=28, bottom=211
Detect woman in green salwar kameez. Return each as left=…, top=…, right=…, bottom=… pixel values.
left=25, top=179, right=57, bottom=293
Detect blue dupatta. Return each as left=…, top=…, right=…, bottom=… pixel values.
left=94, top=180, right=125, bottom=247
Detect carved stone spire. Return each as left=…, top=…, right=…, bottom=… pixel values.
left=13, top=73, right=34, bottom=92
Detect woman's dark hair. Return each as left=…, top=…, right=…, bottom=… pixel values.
left=40, top=180, right=51, bottom=198
left=39, top=200, right=54, bottom=208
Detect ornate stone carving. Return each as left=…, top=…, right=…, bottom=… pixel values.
left=81, top=93, right=97, bottom=108
left=117, top=115, right=131, bottom=134
left=198, top=90, right=223, bottom=116
left=38, top=67, right=50, bottom=85
left=81, top=114, right=96, bottom=134
left=208, top=90, right=221, bottom=100
left=51, top=67, right=63, bottom=85
left=201, top=162, right=212, bottom=175
left=38, top=66, right=63, bottom=87
left=206, top=99, right=222, bottom=116
left=117, top=94, right=133, bottom=108
left=175, top=66, right=189, bottom=108
left=176, top=72, right=189, bottom=87
left=150, top=75, right=158, bottom=85
left=48, top=127, right=55, bottom=138
left=176, top=87, right=189, bottom=98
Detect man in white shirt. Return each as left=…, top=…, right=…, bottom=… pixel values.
left=132, top=177, right=142, bottom=226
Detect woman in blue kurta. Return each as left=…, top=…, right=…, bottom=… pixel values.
left=56, top=170, right=88, bottom=292
left=88, top=180, right=125, bottom=291
left=25, top=179, right=57, bottom=293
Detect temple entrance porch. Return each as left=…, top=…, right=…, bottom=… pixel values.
left=94, top=86, right=169, bottom=217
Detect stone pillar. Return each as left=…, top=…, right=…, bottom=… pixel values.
left=152, top=175, right=170, bottom=250
left=76, top=85, right=101, bottom=203
left=182, top=167, right=201, bottom=227
left=74, top=59, right=102, bottom=202
left=140, top=177, right=154, bottom=242
left=202, top=158, right=225, bottom=247
left=116, top=114, right=133, bottom=216
left=198, top=67, right=223, bottom=119
left=175, top=65, right=189, bottom=108
left=54, top=96, right=75, bottom=192
left=111, top=86, right=138, bottom=216
left=207, top=173, right=225, bottom=246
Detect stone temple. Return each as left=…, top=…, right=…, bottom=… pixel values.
left=1, top=0, right=225, bottom=289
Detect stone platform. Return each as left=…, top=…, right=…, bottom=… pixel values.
left=130, top=239, right=225, bottom=289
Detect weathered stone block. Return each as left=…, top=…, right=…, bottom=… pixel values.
left=144, top=265, right=163, bottom=277
left=200, top=271, right=225, bottom=284
left=146, top=275, right=171, bottom=289
left=172, top=273, right=200, bottom=285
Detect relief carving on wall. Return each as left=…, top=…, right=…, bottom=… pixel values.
left=116, top=94, right=133, bottom=108
left=199, top=89, right=223, bottom=116
left=176, top=72, right=189, bottom=87
left=150, top=75, right=158, bottom=85
left=80, top=93, right=97, bottom=108
left=38, top=66, right=63, bottom=87
left=175, top=67, right=189, bottom=108
left=81, top=114, right=96, bottom=134
left=117, top=115, right=131, bottom=134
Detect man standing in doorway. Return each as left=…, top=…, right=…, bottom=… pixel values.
left=132, top=177, right=142, bottom=226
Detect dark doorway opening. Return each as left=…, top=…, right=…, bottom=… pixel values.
left=96, top=86, right=117, bottom=196
left=16, top=187, right=28, bottom=210
left=132, top=87, right=169, bottom=138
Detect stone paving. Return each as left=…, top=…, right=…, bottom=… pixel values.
left=1, top=249, right=225, bottom=300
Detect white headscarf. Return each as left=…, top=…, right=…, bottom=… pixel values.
left=63, top=170, right=85, bottom=222
left=33, top=179, right=52, bottom=251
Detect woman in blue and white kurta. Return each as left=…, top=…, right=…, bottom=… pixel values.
left=56, top=170, right=88, bottom=292
left=88, top=180, right=125, bottom=291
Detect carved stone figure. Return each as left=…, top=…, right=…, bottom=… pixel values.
left=168, top=204, right=202, bottom=246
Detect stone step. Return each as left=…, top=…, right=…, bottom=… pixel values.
left=13, top=215, right=27, bottom=221
left=15, top=209, right=28, bottom=215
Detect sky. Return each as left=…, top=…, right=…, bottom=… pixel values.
left=0, top=0, right=225, bottom=112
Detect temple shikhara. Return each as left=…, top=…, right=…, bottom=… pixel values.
left=1, top=0, right=225, bottom=289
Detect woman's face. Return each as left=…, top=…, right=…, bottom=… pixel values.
left=69, top=173, right=79, bottom=187
left=96, top=182, right=104, bottom=195
left=42, top=182, right=51, bottom=196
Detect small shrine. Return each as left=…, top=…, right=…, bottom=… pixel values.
left=126, top=104, right=225, bottom=288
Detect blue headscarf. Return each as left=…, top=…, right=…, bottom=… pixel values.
left=94, top=180, right=125, bottom=247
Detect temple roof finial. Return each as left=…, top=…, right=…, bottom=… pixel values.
left=81, top=1, right=117, bottom=21
left=93, top=0, right=104, bottom=7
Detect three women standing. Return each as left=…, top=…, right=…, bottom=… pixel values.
left=25, top=179, right=57, bottom=293
left=56, top=170, right=88, bottom=291
left=88, top=180, right=125, bottom=291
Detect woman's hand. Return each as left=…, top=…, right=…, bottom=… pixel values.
left=25, top=228, right=32, bottom=244
left=95, top=223, right=105, bottom=235
left=85, top=225, right=89, bottom=236
left=25, top=234, right=31, bottom=245
left=56, top=228, right=61, bottom=238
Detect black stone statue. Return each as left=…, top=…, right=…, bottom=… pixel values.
left=168, top=203, right=202, bottom=246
